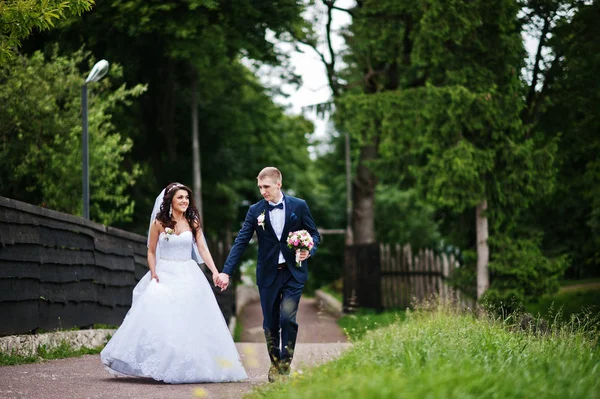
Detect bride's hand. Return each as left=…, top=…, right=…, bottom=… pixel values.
left=151, top=272, right=159, bottom=283
left=217, top=273, right=230, bottom=291
left=212, top=273, right=220, bottom=288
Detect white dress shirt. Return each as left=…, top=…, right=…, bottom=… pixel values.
left=268, top=196, right=286, bottom=264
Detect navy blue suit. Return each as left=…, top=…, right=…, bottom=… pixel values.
left=223, top=194, right=320, bottom=368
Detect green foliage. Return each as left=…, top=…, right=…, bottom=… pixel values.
left=487, top=234, right=568, bottom=303
left=20, top=0, right=312, bottom=234
left=250, top=307, right=600, bottom=398
left=0, top=47, right=146, bottom=224
left=527, top=0, right=600, bottom=278
left=296, top=132, right=348, bottom=289
left=375, top=186, right=441, bottom=247
left=333, top=0, right=562, bottom=301
left=0, top=0, right=94, bottom=63
left=339, top=86, right=557, bottom=224
left=319, top=281, right=342, bottom=303
left=448, top=250, right=478, bottom=299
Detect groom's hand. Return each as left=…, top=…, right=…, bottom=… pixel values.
left=217, top=273, right=230, bottom=291
left=299, top=249, right=310, bottom=262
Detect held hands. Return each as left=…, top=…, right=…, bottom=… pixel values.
left=212, top=273, right=220, bottom=288
left=215, top=273, right=230, bottom=291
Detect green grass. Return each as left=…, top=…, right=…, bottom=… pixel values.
left=338, top=309, right=406, bottom=341
left=248, top=306, right=600, bottom=398
left=0, top=340, right=106, bottom=366
left=559, top=277, right=600, bottom=287
left=320, top=285, right=342, bottom=303
left=526, top=287, right=600, bottom=324
left=92, top=323, right=119, bottom=329
left=234, top=317, right=244, bottom=342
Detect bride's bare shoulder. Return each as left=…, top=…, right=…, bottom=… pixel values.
left=192, top=219, right=201, bottom=230
left=152, top=219, right=164, bottom=231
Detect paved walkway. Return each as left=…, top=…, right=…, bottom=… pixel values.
left=0, top=296, right=350, bottom=399
left=0, top=343, right=349, bottom=399
left=239, top=296, right=348, bottom=344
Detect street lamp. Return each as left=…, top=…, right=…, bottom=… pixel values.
left=81, top=59, right=109, bottom=219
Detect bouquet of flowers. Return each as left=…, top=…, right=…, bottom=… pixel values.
left=286, top=230, right=314, bottom=267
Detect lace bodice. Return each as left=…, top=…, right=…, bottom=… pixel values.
left=159, top=230, right=193, bottom=260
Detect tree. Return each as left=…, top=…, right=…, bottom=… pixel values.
left=0, top=47, right=146, bottom=224
left=0, top=0, right=94, bottom=63
left=21, top=0, right=312, bottom=235
left=522, top=0, right=600, bottom=279
left=320, top=0, right=563, bottom=300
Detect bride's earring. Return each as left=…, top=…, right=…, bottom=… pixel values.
left=169, top=205, right=172, bottom=217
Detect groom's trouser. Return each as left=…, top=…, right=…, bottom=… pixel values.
left=259, top=265, right=303, bottom=368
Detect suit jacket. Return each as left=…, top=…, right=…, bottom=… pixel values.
left=223, top=194, right=320, bottom=288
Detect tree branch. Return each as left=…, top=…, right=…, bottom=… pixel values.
left=331, top=5, right=354, bottom=17
left=296, top=38, right=328, bottom=66
left=523, top=15, right=550, bottom=121
left=324, top=0, right=339, bottom=96
left=528, top=51, right=563, bottom=127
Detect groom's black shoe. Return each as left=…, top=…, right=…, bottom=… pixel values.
left=279, top=361, right=291, bottom=376
left=268, top=364, right=280, bottom=383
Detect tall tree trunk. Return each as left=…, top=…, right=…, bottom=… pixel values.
left=345, top=132, right=353, bottom=245
left=191, top=76, right=203, bottom=222
left=476, top=199, right=489, bottom=299
left=352, top=144, right=377, bottom=244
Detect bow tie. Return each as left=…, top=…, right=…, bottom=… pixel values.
left=268, top=203, right=283, bottom=211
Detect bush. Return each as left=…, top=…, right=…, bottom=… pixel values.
left=486, top=234, right=568, bottom=307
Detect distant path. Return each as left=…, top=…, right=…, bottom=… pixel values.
left=239, top=296, right=348, bottom=344
left=559, top=282, right=600, bottom=293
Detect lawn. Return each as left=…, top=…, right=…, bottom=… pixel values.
left=526, top=280, right=600, bottom=325
left=338, top=309, right=406, bottom=341
left=248, top=305, right=599, bottom=398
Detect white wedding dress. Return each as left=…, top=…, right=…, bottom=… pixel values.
left=100, top=230, right=247, bottom=383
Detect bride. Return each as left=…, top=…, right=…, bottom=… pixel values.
left=100, top=182, right=247, bottom=383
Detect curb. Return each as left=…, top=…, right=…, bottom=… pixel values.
left=315, top=289, right=343, bottom=318
left=0, top=329, right=115, bottom=357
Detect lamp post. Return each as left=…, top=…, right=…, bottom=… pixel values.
left=82, top=60, right=109, bottom=219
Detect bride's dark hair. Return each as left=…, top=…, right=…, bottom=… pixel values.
left=156, top=182, right=202, bottom=238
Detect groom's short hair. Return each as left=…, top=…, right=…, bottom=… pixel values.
left=257, top=167, right=282, bottom=183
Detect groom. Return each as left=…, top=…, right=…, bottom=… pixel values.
left=218, top=167, right=320, bottom=382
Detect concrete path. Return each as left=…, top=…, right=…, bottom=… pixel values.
left=0, top=296, right=351, bottom=399
left=0, top=343, right=349, bottom=399
left=239, top=296, right=348, bottom=344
